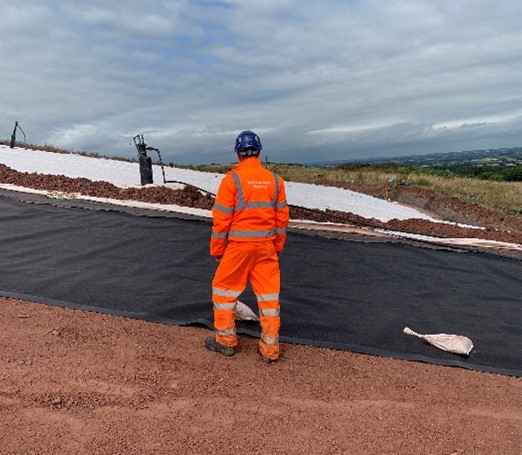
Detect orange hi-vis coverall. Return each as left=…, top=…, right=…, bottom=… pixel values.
left=210, top=157, right=289, bottom=360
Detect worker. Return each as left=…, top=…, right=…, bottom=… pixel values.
left=205, top=130, right=290, bottom=363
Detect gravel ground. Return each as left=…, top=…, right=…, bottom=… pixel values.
left=1, top=298, right=520, bottom=455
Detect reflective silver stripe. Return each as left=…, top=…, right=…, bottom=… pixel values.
left=228, top=229, right=276, bottom=238
left=256, top=293, right=279, bottom=302
left=275, top=228, right=286, bottom=235
left=211, top=231, right=227, bottom=239
left=261, top=334, right=279, bottom=345
left=242, top=201, right=274, bottom=209
left=230, top=172, right=246, bottom=210
left=259, top=308, right=280, bottom=317
left=213, top=202, right=234, bottom=214
left=213, top=302, right=237, bottom=310
left=212, top=287, right=242, bottom=298
left=271, top=172, right=279, bottom=205
left=217, top=328, right=236, bottom=337
left=275, top=201, right=288, bottom=209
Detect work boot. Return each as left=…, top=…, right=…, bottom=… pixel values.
left=258, top=347, right=277, bottom=364
left=260, top=355, right=276, bottom=364
left=205, top=336, right=235, bottom=357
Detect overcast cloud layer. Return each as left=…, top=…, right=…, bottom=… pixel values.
left=1, top=0, right=521, bottom=164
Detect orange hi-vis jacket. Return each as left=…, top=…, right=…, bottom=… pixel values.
left=210, top=158, right=289, bottom=256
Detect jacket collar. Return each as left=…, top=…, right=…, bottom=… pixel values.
left=234, top=157, right=262, bottom=170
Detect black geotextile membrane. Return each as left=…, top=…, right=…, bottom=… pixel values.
left=0, top=191, right=520, bottom=376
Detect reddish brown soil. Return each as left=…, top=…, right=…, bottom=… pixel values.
left=320, top=179, right=522, bottom=235
left=1, top=163, right=521, bottom=244
left=0, top=163, right=521, bottom=454
left=0, top=164, right=215, bottom=210
left=1, top=298, right=520, bottom=455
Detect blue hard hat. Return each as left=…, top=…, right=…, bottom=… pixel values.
left=235, top=130, right=262, bottom=155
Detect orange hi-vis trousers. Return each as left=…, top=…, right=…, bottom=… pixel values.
left=211, top=240, right=281, bottom=360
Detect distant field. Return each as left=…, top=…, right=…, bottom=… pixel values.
left=184, top=162, right=522, bottom=217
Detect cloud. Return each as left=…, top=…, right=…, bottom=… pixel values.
left=1, top=0, right=521, bottom=164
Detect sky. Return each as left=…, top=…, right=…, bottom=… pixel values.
left=1, top=0, right=521, bottom=165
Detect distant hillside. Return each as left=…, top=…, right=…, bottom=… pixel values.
left=310, top=147, right=522, bottom=182
left=312, top=147, right=522, bottom=168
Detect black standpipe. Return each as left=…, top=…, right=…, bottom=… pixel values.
left=10, top=121, right=26, bottom=148
left=133, top=134, right=153, bottom=185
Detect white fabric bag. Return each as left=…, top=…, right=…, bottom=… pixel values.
left=404, top=326, right=473, bottom=356
left=235, top=300, right=259, bottom=321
